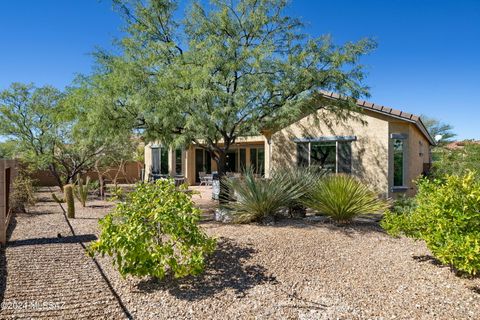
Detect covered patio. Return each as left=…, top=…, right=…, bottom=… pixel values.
left=144, top=136, right=269, bottom=186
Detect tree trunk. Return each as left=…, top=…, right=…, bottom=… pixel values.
left=113, top=159, right=125, bottom=186
left=214, top=151, right=231, bottom=204
left=48, top=163, right=64, bottom=190
left=94, top=160, right=105, bottom=199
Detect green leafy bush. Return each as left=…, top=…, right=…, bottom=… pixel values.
left=224, top=169, right=305, bottom=223
left=381, top=172, right=480, bottom=275
left=303, top=174, right=389, bottom=223
left=88, top=179, right=216, bottom=279
left=391, top=194, right=417, bottom=215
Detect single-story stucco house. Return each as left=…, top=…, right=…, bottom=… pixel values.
left=144, top=92, right=435, bottom=198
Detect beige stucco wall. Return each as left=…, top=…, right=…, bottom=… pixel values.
left=144, top=113, right=431, bottom=195
left=388, top=121, right=431, bottom=197
left=270, top=109, right=391, bottom=197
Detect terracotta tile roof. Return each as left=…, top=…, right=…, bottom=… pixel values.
left=319, top=91, right=436, bottom=145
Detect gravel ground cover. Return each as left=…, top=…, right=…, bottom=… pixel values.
left=1, top=186, right=479, bottom=319
left=0, top=190, right=127, bottom=319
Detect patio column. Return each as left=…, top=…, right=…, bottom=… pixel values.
left=184, top=145, right=196, bottom=185
left=168, top=147, right=176, bottom=176
left=144, top=143, right=153, bottom=181
left=261, top=130, right=273, bottom=178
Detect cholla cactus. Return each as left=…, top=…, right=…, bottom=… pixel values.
left=74, top=174, right=90, bottom=207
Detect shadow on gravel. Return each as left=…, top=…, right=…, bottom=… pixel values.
left=88, top=204, right=115, bottom=209
left=0, top=215, right=18, bottom=309
left=0, top=246, right=6, bottom=310
left=413, top=255, right=480, bottom=280
left=8, top=234, right=97, bottom=247
left=412, top=255, right=444, bottom=267
left=262, top=217, right=387, bottom=237
left=311, top=220, right=386, bottom=237
left=135, top=238, right=276, bottom=301
left=470, top=286, right=480, bottom=294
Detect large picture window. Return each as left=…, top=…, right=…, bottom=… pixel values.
left=296, top=138, right=353, bottom=174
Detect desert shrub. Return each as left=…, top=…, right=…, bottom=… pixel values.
left=88, top=179, right=216, bottom=279
left=274, top=167, right=327, bottom=218
left=391, top=194, right=417, bottom=215
left=108, top=185, right=125, bottom=201
left=381, top=172, right=480, bottom=275
left=224, top=169, right=305, bottom=223
left=303, top=174, right=389, bottom=223
left=9, top=169, right=36, bottom=213
left=431, top=143, right=480, bottom=179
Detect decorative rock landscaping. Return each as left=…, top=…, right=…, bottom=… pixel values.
left=0, top=187, right=479, bottom=319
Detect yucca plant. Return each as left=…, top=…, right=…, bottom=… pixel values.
left=274, top=167, right=328, bottom=218
left=224, top=168, right=305, bottom=223
left=303, top=174, right=389, bottom=223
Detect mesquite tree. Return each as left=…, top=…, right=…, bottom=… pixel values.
left=0, top=83, right=136, bottom=189
left=88, top=0, right=375, bottom=198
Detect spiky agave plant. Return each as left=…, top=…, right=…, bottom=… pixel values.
left=224, top=168, right=305, bottom=223
left=303, top=174, right=389, bottom=223
left=274, top=166, right=328, bottom=218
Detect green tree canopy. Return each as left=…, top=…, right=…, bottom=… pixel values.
left=84, top=0, right=376, bottom=195
left=421, top=114, right=456, bottom=145
left=0, top=83, right=137, bottom=188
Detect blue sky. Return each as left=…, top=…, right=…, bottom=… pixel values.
left=0, top=0, right=479, bottom=139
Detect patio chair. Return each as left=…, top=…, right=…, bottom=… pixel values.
left=174, top=175, right=186, bottom=187
left=199, top=171, right=208, bottom=186
left=204, top=173, right=213, bottom=186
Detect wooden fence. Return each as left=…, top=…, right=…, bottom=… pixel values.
left=0, top=159, right=17, bottom=245
left=31, top=161, right=143, bottom=187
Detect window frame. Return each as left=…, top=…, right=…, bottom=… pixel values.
left=390, top=133, right=408, bottom=191
left=295, top=136, right=355, bottom=174
left=151, top=144, right=169, bottom=175
left=249, top=146, right=265, bottom=175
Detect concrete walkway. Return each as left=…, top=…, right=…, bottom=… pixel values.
left=0, top=194, right=128, bottom=319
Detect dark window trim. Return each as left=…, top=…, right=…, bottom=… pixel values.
left=391, top=186, right=409, bottom=192
left=293, top=136, right=357, bottom=143
left=296, top=137, right=353, bottom=174
left=390, top=133, right=408, bottom=140
left=391, top=133, right=408, bottom=188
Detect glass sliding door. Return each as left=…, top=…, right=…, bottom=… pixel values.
left=195, top=149, right=212, bottom=183
left=250, top=146, right=265, bottom=175
left=151, top=146, right=169, bottom=174
left=225, top=150, right=237, bottom=173
left=175, top=149, right=183, bottom=175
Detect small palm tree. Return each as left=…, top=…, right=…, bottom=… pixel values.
left=303, top=174, right=389, bottom=223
